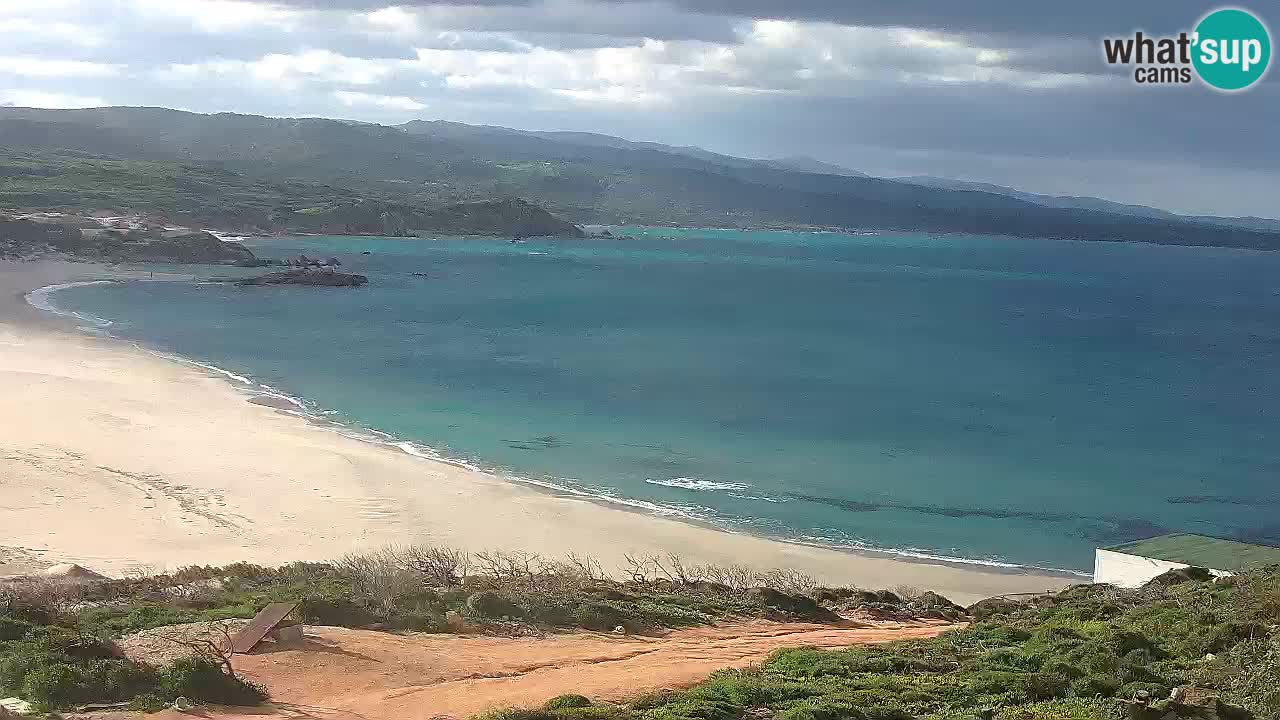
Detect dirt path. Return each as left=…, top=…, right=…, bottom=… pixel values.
left=129, top=618, right=956, bottom=720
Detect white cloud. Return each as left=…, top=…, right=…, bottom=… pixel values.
left=0, top=56, right=122, bottom=78
left=164, top=50, right=397, bottom=91
left=129, top=0, right=299, bottom=33
left=363, top=6, right=420, bottom=34
left=0, top=90, right=106, bottom=108
left=334, top=89, right=427, bottom=111
left=251, top=50, right=393, bottom=85
left=0, top=19, right=109, bottom=47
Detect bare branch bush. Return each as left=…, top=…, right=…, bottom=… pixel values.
left=615, top=555, right=817, bottom=593
left=891, top=584, right=923, bottom=603
left=157, top=621, right=240, bottom=677
left=566, top=552, right=606, bottom=582
left=472, top=549, right=539, bottom=583
left=622, top=553, right=654, bottom=583
left=466, top=550, right=608, bottom=596
left=335, top=548, right=426, bottom=614
left=0, top=578, right=87, bottom=617
left=697, top=564, right=766, bottom=590
left=756, top=568, right=818, bottom=594
left=401, top=545, right=469, bottom=587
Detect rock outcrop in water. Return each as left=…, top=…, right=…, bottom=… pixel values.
left=237, top=268, right=368, bottom=287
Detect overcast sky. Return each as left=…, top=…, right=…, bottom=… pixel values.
left=1, top=0, right=1275, bottom=216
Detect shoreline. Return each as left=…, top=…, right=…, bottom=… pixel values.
left=0, top=259, right=1079, bottom=602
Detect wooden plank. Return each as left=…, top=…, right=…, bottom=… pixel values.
left=230, top=601, right=300, bottom=654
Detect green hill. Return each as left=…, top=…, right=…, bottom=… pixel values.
left=0, top=148, right=581, bottom=237
left=2, top=107, right=1278, bottom=249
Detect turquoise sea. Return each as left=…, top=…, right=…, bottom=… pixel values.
left=44, top=229, right=1280, bottom=574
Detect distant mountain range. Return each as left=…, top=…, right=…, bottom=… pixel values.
left=894, top=176, right=1280, bottom=233
left=0, top=106, right=1277, bottom=249
left=764, top=156, right=867, bottom=177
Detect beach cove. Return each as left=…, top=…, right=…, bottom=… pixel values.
left=0, top=259, right=1074, bottom=603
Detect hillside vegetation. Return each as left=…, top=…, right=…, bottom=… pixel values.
left=0, top=148, right=581, bottom=237
left=486, top=567, right=1280, bottom=720
left=0, top=548, right=894, bottom=711
left=3, top=547, right=1276, bottom=717
left=2, top=107, right=1278, bottom=249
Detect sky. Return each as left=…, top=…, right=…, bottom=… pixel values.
left=0, top=0, right=1276, bottom=217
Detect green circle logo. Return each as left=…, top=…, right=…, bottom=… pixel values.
left=1193, top=8, right=1271, bottom=90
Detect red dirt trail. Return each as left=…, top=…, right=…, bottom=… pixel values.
left=110, top=618, right=956, bottom=720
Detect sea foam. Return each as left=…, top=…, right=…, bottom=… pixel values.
left=646, top=477, right=750, bottom=491
left=25, top=281, right=116, bottom=328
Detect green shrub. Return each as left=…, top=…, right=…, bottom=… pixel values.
left=0, top=616, right=34, bottom=641
left=127, top=692, right=170, bottom=712
left=393, top=609, right=449, bottom=632
left=486, top=710, right=557, bottom=720
left=574, top=603, right=625, bottom=631
left=22, top=663, right=93, bottom=709
left=993, top=698, right=1112, bottom=720
left=300, top=591, right=380, bottom=627
left=544, top=694, right=594, bottom=709
left=778, top=697, right=894, bottom=720
left=1069, top=674, right=1120, bottom=698
left=87, top=658, right=161, bottom=700
left=160, top=658, right=268, bottom=706
left=466, top=591, right=523, bottom=619
left=630, top=689, right=683, bottom=710
left=522, top=597, right=577, bottom=626
left=858, top=708, right=914, bottom=720
left=552, top=707, right=631, bottom=719
left=647, top=697, right=739, bottom=720
left=1026, top=671, right=1072, bottom=700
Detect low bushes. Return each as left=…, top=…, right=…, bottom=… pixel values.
left=0, top=545, right=852, bottom=711
left=480, top=567, right=1280, bottom=720
left=0, top=609, right=264, bottom=711
left=35, top=547, right=837, bottom=644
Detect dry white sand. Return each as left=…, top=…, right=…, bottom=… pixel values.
left=0, top=260, right=1077, bottom=603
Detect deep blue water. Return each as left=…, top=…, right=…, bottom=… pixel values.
left=49, top=229, right=1280, bottom=573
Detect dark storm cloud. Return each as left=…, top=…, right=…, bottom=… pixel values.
left=409, top=2, right=738, bottom=43
left=269, top=0, right=1220, bottom=35
left=607, top=0, right=1216, bottom=35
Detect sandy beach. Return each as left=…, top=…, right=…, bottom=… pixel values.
left=0, top=260, right=1076, bottom=603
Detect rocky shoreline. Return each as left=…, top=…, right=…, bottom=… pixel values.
left=237, top=268, right=368, bottom=287
left=1, top=213, right=260, bottom=265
